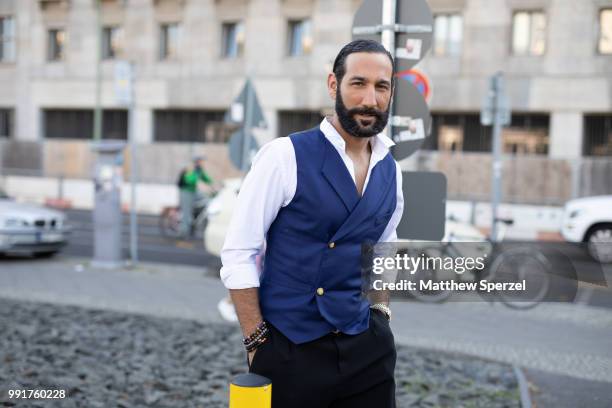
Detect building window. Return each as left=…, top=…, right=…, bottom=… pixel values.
left=102, top=110, right=129, bottom=140
left=222, top=21, right=245, bottom=58
left=277, top=110, right=324, bottom=138
left=47, top=28, right=66, bottom=61
left=428, top=113, right=549, bottom=155
left=159, top=23, right=180, bottom=60
left=44, top=109, right=128, bottom=140
left=503, top=114, right=549, bottom=155
left=102, top=26, right=124, bottom=59
left=0, top=108, right=13, bottom=138
left=598, top=9, right=612, bottom=54
left=0, top=16, right=16, bottom=62
left=433, top=14, right=462, bottom=56
left=154, top=110, right=226, bottom=143
left=584, top=115, right=612, bottom=156
left=287, top=19, right=313, bottom=56
left=511, top=10, right=546, bottom=56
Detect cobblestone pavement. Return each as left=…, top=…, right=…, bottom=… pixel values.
left=0, top=298, right=519, bottom=408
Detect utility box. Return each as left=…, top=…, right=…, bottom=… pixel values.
left=91, top=140, right=125, bottom=268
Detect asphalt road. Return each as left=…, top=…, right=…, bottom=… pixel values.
left=61, top=208, right=612, bottom=308
left=62, top=209, right=220, bottom=271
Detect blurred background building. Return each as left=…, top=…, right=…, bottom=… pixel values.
left=0, top=0, right=611, bottom=211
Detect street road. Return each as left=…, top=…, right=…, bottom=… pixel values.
left=62, top=209, right=219, bottom=270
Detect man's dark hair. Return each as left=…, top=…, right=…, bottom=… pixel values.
left=332, top=39, right=395, bottom=86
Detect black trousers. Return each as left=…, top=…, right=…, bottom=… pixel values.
left=248, top=310, right=397, bottom=408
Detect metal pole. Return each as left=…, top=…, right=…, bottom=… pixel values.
left=93, top=0, right=102, bottom=142
left=490, top=73, right=503, bottom=242
left=381, top=0, right=397, bottom=143
left=128, top=62, right=138, bottom=264
left=242, top=79, right=254, bottom=172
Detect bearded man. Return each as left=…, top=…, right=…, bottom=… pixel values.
left=220, top=39, right=404, bottom=408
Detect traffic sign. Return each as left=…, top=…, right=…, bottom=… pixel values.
left=228, top=129, right=259, bottom=171
left=225, top=78, right=266, bottom=171
left=224, top=79, right=267, bottom=129
left=396, top=68, right=431, bottom=102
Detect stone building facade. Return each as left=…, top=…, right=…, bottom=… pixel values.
left=0, top=0, right=611, bottom=203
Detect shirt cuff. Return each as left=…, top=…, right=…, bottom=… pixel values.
left=220, top=264, right=261, bottom=289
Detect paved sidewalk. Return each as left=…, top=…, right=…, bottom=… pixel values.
left=0, top=256, right=227, bottom=324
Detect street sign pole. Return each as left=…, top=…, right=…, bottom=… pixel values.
left=114, top=60, right=138, bottom=265
left=352, top=0, right=446, bottom=241
left=128, top=63, right=138, bottom=265
left=381, top=0, right=397, bottom=143
left=242, top=79, right=255, bottom=172
left=490, top=73, right=503, bottom=242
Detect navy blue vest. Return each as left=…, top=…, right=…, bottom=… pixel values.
left=259, top=128, right=397, bottom=344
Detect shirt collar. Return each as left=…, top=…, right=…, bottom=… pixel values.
left=319, top=117, right=395, bottom=160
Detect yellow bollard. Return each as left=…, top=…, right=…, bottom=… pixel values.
left=229, top=373, right=272, bottom=408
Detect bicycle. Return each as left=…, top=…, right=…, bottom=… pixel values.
left=396, top=218, right=552, bottom=309
left=159, top=191, right=217, bottom=240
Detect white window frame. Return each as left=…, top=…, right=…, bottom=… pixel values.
left=0, top=16, right=16, bottom=63
left=287, top=19, right=313, bottom=57
left=511, top=10, right=547, bottom=56
left=432, top=13, right=463, bottom=57
left=221, top=21, right=245, bottom=59
left=598, top=8, right=612, bottom=55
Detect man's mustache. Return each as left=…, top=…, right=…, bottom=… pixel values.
left=346, top=107, right=386, bottom=120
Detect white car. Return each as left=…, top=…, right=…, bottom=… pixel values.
left=0, top=188, right=71, bottom=257
left=562, top=195, right=612, bottom=263
left=204, top=178, right=242, bottom=257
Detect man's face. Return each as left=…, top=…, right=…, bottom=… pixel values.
left=331, top=52, right=393, bottom=138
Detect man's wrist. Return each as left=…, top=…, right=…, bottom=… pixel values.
left=370, top=303, right=392, bottom=321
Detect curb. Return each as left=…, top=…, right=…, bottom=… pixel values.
left=513, top=365, right=532, bottom=408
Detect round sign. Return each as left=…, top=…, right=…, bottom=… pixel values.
left=396, top=69, right=431, bottom=103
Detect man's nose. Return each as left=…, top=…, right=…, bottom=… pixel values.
left=361, top=85, right=378, bottom=107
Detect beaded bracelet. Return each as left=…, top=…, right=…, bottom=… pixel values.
left=243, top=321, right=269, bottom=351
left=244, top=330, right=269, bottom=352
left=245, top=328, right=268, bottom=348
left=242, top=320, right=268, bottom=345
left=245, top=335, right=268, bottom=353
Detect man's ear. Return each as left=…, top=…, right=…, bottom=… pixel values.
left=327, top=72, right=337, bottom=100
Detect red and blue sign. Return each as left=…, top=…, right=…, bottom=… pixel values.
left=396, top=69, right=432, bottom=103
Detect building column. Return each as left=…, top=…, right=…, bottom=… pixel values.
left=549, top=111, right=583, bottom=159
left=134, top=107, right=152, bottom=144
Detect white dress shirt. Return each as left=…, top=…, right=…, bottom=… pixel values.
left=220, top=118, right=404, bottom=289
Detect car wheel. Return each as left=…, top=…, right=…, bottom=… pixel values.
left=586, top=225, right=612, bottom=264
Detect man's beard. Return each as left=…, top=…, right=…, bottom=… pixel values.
left=335, top=88, right=391, bottom=138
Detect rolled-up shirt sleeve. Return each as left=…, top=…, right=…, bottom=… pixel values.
left=219, top=138, right=295, bottom=289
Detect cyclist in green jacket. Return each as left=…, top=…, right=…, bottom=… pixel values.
left=178, top=156, right=214, bottom=237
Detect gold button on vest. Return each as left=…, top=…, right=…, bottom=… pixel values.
left=316, top=287, right=324, bottom=296
left=328, top=242, right=335, bottom=249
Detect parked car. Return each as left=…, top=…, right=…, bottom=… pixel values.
left=204, top=178, right=242, bottom=257
left=562, top=195, right=612, bottom=263
left=0, top=188, right=71, bottom=257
